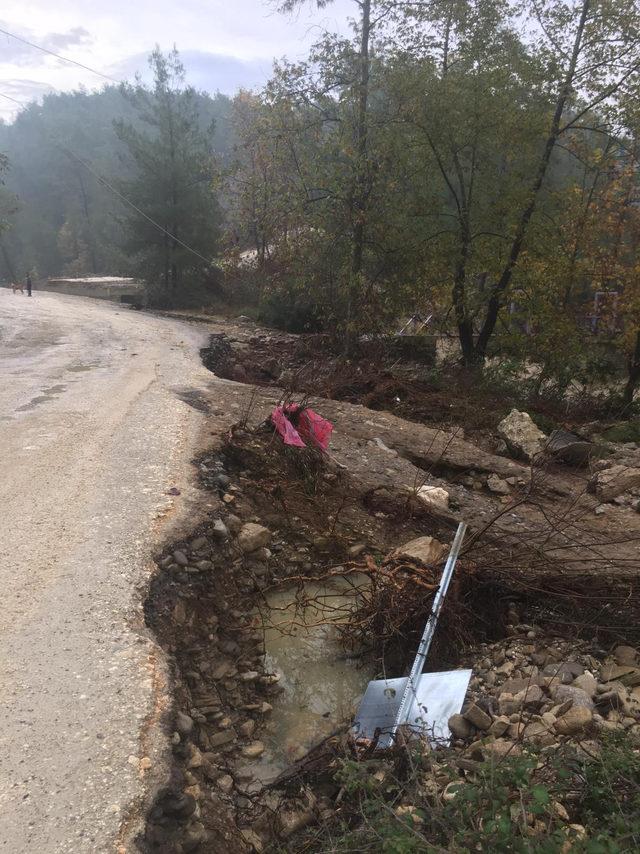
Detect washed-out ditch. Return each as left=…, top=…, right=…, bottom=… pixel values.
left=138, top=333, right=640, bottom=853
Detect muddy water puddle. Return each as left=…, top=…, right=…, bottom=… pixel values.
left=247, top=579, right=371, bottom=784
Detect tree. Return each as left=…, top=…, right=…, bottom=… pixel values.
left=114, top=47, right=220, bottom=304
left=0, top=153, right=19, bottom=280
left=279, top=0, right=380, bottom=348
left=470, top=0, right=640, bottom=364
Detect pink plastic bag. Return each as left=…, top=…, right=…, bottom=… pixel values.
left=296, top=407, right=333, bottom=451
left=271, top=406, right=306, bottom=447
left=271, top=405, right=333, bottom=452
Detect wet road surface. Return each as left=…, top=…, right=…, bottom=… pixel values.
left=0, top=291, right=211, bottom=852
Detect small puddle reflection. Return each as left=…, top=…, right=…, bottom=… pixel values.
left=246, top=579, right=371, bottom=786
left=67, top=362, right=99, bottom=372
left=15, top=384, right=67, bottom=412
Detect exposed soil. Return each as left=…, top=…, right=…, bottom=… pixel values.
left=138, top=315, right=640, bottom=853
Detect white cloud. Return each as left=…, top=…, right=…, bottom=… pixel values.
left=0, top=0, right=355, bottom=118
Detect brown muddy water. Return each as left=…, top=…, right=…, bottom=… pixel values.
left=246, top=579, right=371, bottom=786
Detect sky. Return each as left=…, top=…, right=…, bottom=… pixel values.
left=0, top=0, right=355, bottom=121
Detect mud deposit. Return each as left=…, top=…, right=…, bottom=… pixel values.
left=138, top=428, right=450, bottom=853
left=138, top=405, right=640, bottom=852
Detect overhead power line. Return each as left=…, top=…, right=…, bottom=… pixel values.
left=0, top=92, right=22, bottom=107
left=60, top=145, right=216, bottom=267
left=0, top=90, right=217, bottom=269
left=0, top=25, right=121, bottom=84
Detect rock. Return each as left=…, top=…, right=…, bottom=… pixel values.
left=214, top=473, right=231, bottom=490
left=176, top=711, right=194, bottom=736
left=212, top=661, right=233, bottom=680
left=572, top=673, right=597, bottom=698
left=226, top=514, right=243, bottom=535
left=523, top=722, right=555, bottom=745
left=546, top=429, right=593, bottom=466
left=240, top=829, right=264, bottom=852
left=239, top=720, right=256, bottom=738
left=279, top=808, right=314, bottom=838
left=371, top=437, right=398, bottom=456
left=187, top=746, right=203, bottom=769
left=483, top=739, right=520, bottom=760
left=238, top=523, right=272, bottom=553
left=241, top=741, right=265, bottom=759
left=443, top=781, right=464, bottom=802
left=498, top=693, right=517, bottom=716
left=512, top=685, right=545, bottom=711
left=543, top=661, right=584, bottom=684
left=390, top=536, right=448, bottom=566
left=448, top=713, right=474, bottom=740
left=553, top=685, right=594, bottom=710
left=588, top=465, right=640, bottom=502
left=190, top=536, right=208, bottom=550
left=240, top=671, right=259, bottom=682
left=395, top=805, right=424, bottom=825
left=208, top=730, right=237, bottom=748
left=463, top=704, right=492, bottom=731
left=497, top=409, right=547, bottom=461
left=552, top=801, right=570, bottom=822
left=211, top=518, right=229, bottom=540
left=613, top=645, right=638, bottom=666
left=568, top=824, right=587, bottom=841
left=489, top=715, right=511, bottom=737
left=595, top=690, right=628, bottom=713
left=173, top=549, right=189, bottom=567
left=601, top=662, right=640, bottom=686
left=554, top=706, right=593, bottom=735
left=183, top=822, right=207, bottom=852
left=416, top=485, right=450, bottom=510
left=216, top=774, right=234, bottom=794
left=487, top=474, right=511, bottom=495
left=348, top=543, right=367, bottom=557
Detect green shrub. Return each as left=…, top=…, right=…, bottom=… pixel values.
left=303, top=733, right=640, bottom=853
left=259, top=288, right=324, bottom=333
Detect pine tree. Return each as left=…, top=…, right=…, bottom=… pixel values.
left=115, top=47, right=220, bottom=304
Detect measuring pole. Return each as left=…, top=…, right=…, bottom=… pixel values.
left=391, top=521, right=467, bottom=739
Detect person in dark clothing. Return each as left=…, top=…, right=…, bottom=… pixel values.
left=26, top=273, right=32, bottom=297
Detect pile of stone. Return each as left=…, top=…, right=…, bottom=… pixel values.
left=588, top=461, right=640, bottom=513
left=447, top=629, right=640, bottom=765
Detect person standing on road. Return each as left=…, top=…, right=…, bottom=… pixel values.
left=26, top=273, right=32, bottom=297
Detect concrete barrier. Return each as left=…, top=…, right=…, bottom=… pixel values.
left=43, top=277, right=147, bottom=307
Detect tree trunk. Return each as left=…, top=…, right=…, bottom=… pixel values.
left=473, top=0, right=592, bottom=361
left=0, top=235, right=17, bottom=281
left=77, top=169, right=98, bottom=274
left=345, top=0, right=371, bottom=355
left=622, top=329, right=640, bottom=413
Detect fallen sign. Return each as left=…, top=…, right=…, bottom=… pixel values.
left=352, top=522, right=471, bottom=749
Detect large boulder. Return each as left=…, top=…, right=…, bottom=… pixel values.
left=546, top=429, right=593, bottom=466
left=587, top=465, right=640, bottom=502
left=237, top=523, right=272, bottom=553
left=497, top=410, right=547, bottom=462
left=390, top=536, right=448, bottom=566
left=416, top=485, right=450, bottom=510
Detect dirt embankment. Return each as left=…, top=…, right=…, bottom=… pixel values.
left=137, top=316, right=640, bottom=853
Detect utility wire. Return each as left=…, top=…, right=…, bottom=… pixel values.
left=0, top=91, right=218, bottom=268
left=0, top=26, right=121, bottom=85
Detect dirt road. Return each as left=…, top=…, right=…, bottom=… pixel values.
left=0, top=291, right=212, bottom=852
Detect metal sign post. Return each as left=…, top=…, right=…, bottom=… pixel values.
left=353, top=522, right=470, bottom=748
